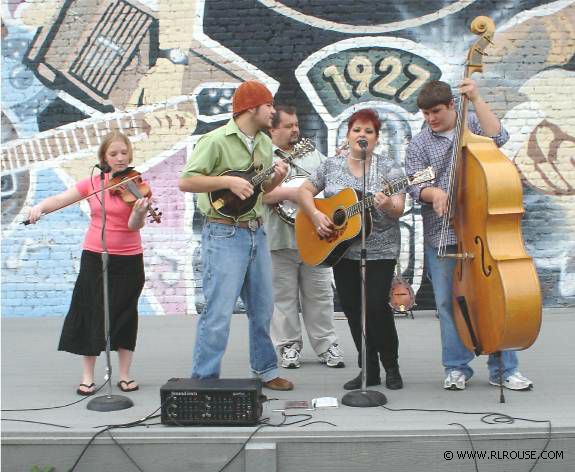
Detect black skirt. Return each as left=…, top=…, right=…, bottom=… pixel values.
left=58, top=250, right=145, bottom=356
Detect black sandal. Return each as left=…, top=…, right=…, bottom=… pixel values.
left=76, top=383, right=96, bottom=396
left=117, top=380, right=139, bottom=392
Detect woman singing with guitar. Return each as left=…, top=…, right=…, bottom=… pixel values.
left=27, top=132, right=151, bottom=396
left=298, top=108, right=406, bottom=391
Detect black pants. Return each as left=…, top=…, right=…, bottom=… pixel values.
left=333, top=258, right=399, bottom=378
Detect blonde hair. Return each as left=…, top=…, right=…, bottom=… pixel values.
left=98, top=132, right=133, bottom=167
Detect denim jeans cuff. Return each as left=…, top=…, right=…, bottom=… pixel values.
left=258, top=367, right=280, bottom=383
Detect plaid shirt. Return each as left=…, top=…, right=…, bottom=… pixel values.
left=405, top=113, right=509, bottom=248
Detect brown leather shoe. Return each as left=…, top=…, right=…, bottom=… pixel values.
left=263, top=377, right=294, bottom=391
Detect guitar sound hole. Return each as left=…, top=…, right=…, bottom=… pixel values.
left=333, top=209, right=346, bottom=226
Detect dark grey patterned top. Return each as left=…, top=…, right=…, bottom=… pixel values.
left=405, top=112, right=509, bottom=248
left=308, top=151, right=404, bottom=260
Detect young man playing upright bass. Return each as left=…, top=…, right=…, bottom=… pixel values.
left=406, top=79, right=533, bottom=392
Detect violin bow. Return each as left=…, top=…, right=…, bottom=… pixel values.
left=21, top=173, right=142, bottom=225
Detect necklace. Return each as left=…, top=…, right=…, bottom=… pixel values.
left=348, top=154, right=371, bottom=163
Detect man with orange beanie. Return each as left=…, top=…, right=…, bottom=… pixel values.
left=179, top=80, right=293, bottom=390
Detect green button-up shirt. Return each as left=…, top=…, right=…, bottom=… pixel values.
left=181, top=119, right=274, bottom=220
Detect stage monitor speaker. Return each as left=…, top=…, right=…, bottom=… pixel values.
left=160, top=378, right=263, bottom=426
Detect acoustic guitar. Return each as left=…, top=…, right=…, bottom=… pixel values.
left=295, top=167, right=435, bottom=267
left=209, top=139, right=314, bottom=219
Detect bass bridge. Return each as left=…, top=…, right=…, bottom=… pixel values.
left=439, top=252, right=475, bottom=260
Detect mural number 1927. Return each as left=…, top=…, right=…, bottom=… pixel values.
left=323, top=54, right=431, bottom=102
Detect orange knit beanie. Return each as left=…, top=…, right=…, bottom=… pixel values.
left=232, top=81, right=274, bottom=115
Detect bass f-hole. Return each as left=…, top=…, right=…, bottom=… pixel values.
left=474, top=235, right=492, bottom=277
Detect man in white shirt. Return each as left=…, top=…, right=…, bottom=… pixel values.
left=263, top=105, right=344, bottom=370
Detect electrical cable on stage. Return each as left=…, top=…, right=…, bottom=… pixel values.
left=1, top=418, right=71, bottom=429
left=379, top=404, right=552, bottom=472
left=106, top=429, right=145, bottom=472
left=449, top=422, right=480, bottom=472
left=69, top=401, right=167, bottom=471
left=1, top=334, right=113, bottom=413
left=216, top=410, right=330, bottom=472
left=1, top=382, right=107, bottom=412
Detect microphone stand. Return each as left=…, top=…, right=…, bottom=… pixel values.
left=87, top=167, right=134, bottom=412
left=342, top=143, right=387, bottom=408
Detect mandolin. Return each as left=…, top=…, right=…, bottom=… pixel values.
left=389, top=261, right=416, bottom=315
left=295, top=167, right=434, bottom=266
left=209, top=139, right=314, bottom=219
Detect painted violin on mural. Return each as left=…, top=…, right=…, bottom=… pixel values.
left=209, top=138, right=314, bottom=219
left=439, top=16, right=541, bottom=356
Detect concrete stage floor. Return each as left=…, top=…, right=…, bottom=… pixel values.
left=2, top=309, right=574, bottom=472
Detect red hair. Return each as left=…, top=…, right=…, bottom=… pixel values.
left=347, top=108, right=381, bottom=136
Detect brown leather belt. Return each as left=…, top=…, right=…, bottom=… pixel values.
left=207, top=217, right=264, bottom=231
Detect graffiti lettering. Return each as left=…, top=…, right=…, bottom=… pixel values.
left=399, top=63, right=430, bottom=102
left=313, top=48, right=441, bottom=115
left=322, top=65, right=351, bottom=102
left=372, top=56, right=403, bottom=98
left=322, top=54, right=431, bottom=104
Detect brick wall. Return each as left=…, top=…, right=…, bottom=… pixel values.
left=1, top=0, right=574, bottom=316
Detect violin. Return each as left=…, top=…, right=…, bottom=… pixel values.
left=22, top=167, right=161, bottom=225
left=109, top=168, right=162, bottom=223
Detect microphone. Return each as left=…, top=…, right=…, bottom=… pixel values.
left=95, top=163, right=112, bottom=173
left=357, top=138, right=368, bottom=149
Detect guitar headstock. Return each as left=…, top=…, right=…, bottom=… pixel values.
left=408, top=166, right=435, bottom=186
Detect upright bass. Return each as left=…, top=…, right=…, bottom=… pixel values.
left=442, top=16, right=541, bottom=356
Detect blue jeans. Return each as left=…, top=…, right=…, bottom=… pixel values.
left=192, top=222, right=279, bottom=382
left=425, top=244, right=518, bottom=381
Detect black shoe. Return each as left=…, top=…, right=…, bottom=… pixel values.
left=385, top=367, right=403, bottom=390
left=343, top=372, right=381, bottom=390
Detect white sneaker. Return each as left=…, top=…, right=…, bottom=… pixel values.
left=280, top=343, right=301, bottom=369
left=319, top=343, right=345, bottom=368
left=489, top=372, right=533, bottom=391
left=444, top=370, right=467, bottom=390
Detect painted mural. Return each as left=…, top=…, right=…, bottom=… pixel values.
left=1, top=0, right=574, bottom=316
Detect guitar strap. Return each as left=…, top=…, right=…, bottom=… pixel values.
left=369, top=153, right=377, bottom=191
left=356, top=151, right=377, bottom=193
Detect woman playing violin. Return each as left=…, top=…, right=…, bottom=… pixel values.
left=27, top=131, right=150, bottom=395
left=298, top=108, right=406, bottom=391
